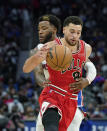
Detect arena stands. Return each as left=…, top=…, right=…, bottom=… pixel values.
left=0, top=0, right=107, bottom=130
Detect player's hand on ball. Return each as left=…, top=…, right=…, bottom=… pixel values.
left=35, top=50, right=47, bottom=59
left=36, top=43, right=52, bottom=58
left=40, top=42, right=57, bottom=51
left=69, top=77, right=89, bottom=93
left=35, top=42, right=57, bottom=60
left=40, top=44, right=50, bottom=51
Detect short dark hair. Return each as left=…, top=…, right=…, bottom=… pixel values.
left=38, top=14, right=61, bottom=33
left=63, top=16, right=83, bottom=27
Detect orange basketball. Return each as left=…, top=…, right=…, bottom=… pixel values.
left=46, top=45, right=72, bottom=71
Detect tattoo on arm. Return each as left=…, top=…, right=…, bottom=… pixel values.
left=34, top=65, right=46, bottom=88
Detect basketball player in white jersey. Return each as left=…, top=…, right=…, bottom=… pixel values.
left=30, top=14, right=61, bottom=130
left=30, top=14, right=61, bottom=88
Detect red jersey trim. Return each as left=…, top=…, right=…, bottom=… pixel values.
left=55, top=37, right=62, bottom=45
left=72, top=40, right=85, bottom=54
left=48, top=83, right=78, bottom=100
left=72, top=40, right=81, bottom=54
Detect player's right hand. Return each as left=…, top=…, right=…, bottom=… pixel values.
left=40, top=41, right=57, bottom=51
left=35, top=50, right=47, bottom=59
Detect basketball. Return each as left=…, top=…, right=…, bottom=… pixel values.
left=46, top=45, right=72, bottom=71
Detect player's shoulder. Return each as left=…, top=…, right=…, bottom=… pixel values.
left=85, top=43, right=92, bottom=50
left=83, top=41, right=92, bottom=57
left=83, top=40, right=92, bottom=52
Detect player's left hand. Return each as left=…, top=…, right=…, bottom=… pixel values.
left=69, top=77, right=89, bottom=93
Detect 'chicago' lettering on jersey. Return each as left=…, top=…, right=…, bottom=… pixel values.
left=61, top=58, right=85, bottom=74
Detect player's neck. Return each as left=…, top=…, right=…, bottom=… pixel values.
left=52, top=35, right=57, bottom=41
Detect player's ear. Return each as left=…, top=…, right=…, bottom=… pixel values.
left=63, top=27, right=66, bottom=34
left=52, top=30, right=55, bottom=34
left=53, top=27, right=57, bottom=33
left=52, top=27, right=57, bottom=35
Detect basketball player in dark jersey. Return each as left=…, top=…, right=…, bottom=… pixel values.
left=23, top=16, right=97, bottom=131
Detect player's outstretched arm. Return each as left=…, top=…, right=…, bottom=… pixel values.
left=23, top=41, right=56, bottom=73
left=23, top=46, right=48, bottom=73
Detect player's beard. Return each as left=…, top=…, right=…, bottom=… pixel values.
left=65, top=36, right=77, bottom=46
left=42, top=32, right=53, bottom=44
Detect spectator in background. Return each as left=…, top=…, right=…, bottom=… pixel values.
left=0, top=0, right=107, bottom=127
left=0, top=106, right=9, bottom=130
left=1, top=91, right=13, bottom=105
left=97, top=81, right=107, bottom=117
left=91, top=107, right=104, bottom=118
left=103, top=80, right=107, bottom=92
left=24, top=106, right=35, bottom=121
left=9, top=105, right=25, bottom=131
left=87, top=103, right=95, bottom=117
left=8, top=95, right=24, bottom=114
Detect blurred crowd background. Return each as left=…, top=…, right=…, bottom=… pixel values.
left=0, top=0, right=107, bottom=130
